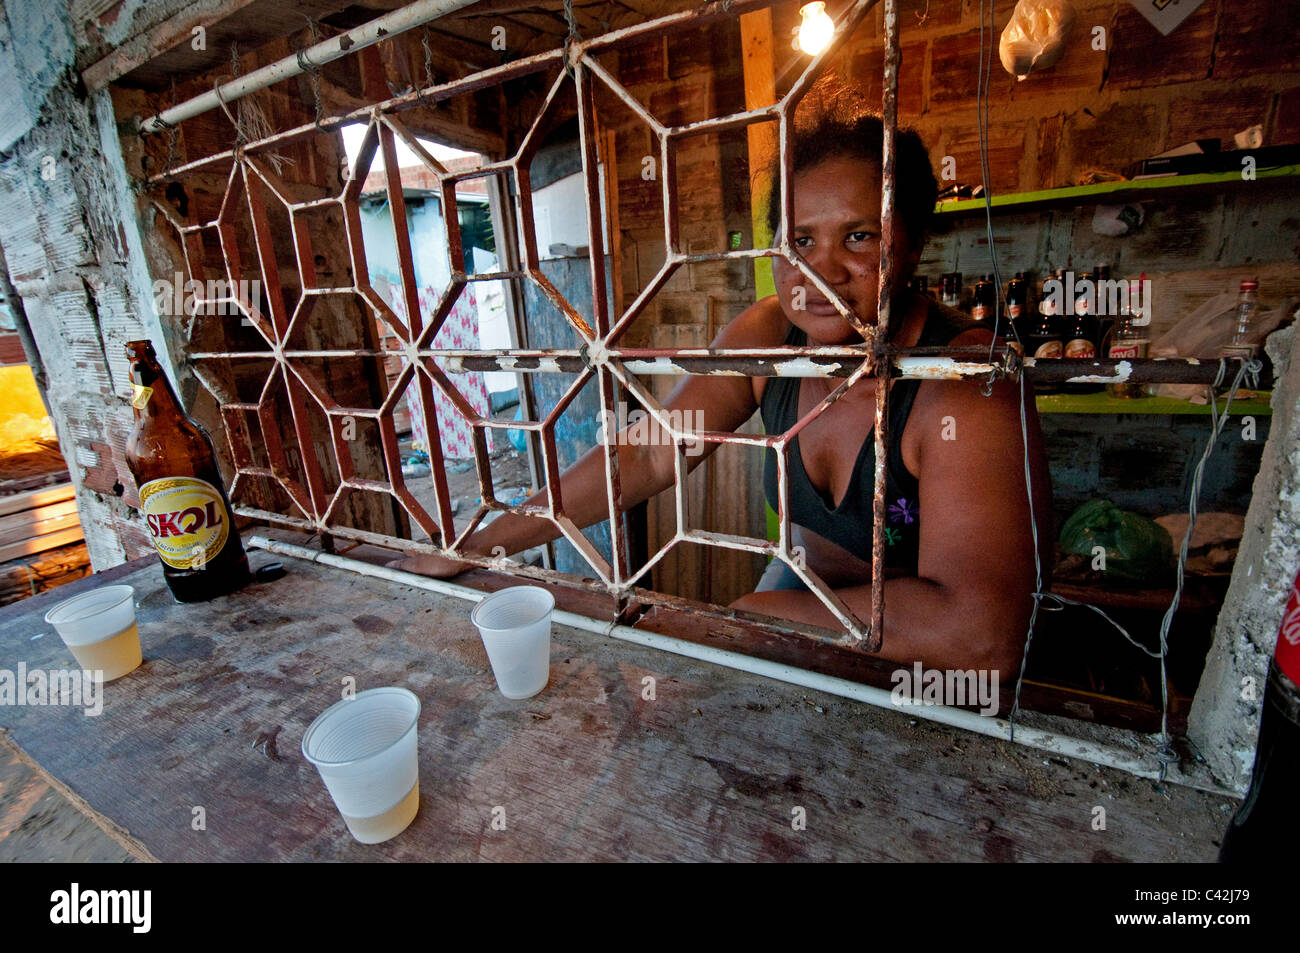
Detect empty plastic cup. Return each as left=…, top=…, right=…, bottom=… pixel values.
left=470, top=586, right=555, bottom=699
left=301, top=687, right=421, bottom=844
left=44, top=584, right=142, bottom=682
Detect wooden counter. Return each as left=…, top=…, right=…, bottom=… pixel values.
left=0, top=546, right=1237, bottom=861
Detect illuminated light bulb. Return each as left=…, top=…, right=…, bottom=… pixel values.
left=796, top=2, right=835, bottom=56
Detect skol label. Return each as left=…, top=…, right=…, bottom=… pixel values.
left=138, top=477, right=230, bottom=569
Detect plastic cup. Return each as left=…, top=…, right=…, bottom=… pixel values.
left=301, top=687, right=421, bottom=844
left=470, top=586, right=554, bottom=699
left=44, top=584, right=141, bottom=682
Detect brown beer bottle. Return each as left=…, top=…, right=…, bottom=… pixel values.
left=124, top=340, right=250, bottom=602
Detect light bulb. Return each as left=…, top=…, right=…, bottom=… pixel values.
left=796, top=2, right=835, bottom=56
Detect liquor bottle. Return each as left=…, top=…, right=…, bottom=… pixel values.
left=1062, top=270, right=1100, bottom=394
left=1105, top=279, right=1149, bottom=399
left=910, top=274, right=930, bottom=298
left=940, top=273, right=961, bottom=309
left=1221, top=279, right=1261, bottom=361
left=1071, top=269, right=1094, bottom=327
left=1005, top=272, right=1029, bottom=349
left=1095, top=263, right=1116, bottom=356
left=971, top=275, right=994, bottom=322
left=1220, top=563, right=1300, bottom=863
left=124, top=340, right=251, bottom=602
left=1028, top=275, right=1063, bottom=394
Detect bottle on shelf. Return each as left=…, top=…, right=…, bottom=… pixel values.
left=1062, top=270, right=1100, bottom=394
left=1005, top=272, right=1029, bottom=355
left=1028, top=272, right=1063, bottom=394
left=1221, top=279, right=1261, bottom=361
left=910, top=274, right=930, bottom=298
left=1094, top=262, right=1116, bottom=356
left=971, top=275, right=994, bottom=322
left=1105, top=278, right=1150, bottom=399
left=940, top=272, right=960, bottom=309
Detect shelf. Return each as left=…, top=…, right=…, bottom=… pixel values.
left=933, top=166, right=1300, bottom=218
left=1035, top=390, right=1273, bottom=416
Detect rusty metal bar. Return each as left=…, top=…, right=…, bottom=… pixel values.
left=867, top=0, right=901, bottom=653
left=153, top=0, right=1246, bottom=663
left=575, top=58, right=629, bottom=585
left=192, top=347, right=1237, bottom=384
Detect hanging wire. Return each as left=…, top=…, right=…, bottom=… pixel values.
left=974, top=0, right=1253, bottom=783
left=217, top=42, right=291, bottom=172
left=412, top=24, right=437, bottom=109
left=973, top=0, right=1048, bottom=740
left=562, top=0, right=582, bottom=79
left=1151, top=355, right=1261, bottom=780
left=298, top=15, right=326, bottom=128
left=222, top=43, right=248, bottom=146
left=976, top=0, right=1017, bottom=365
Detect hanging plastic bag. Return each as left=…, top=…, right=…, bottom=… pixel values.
left=1147, top=292, right=1296, bottom=398
left=999, top=0, right=1076, bottom=80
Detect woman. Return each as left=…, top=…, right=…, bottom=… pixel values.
left=394, top=87, right=1054, bottom=678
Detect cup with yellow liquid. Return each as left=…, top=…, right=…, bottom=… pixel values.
left=44, top=584, right=142, bottom=682
left=301, top=687, right=421, bottom=845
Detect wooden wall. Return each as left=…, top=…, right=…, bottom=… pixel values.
left=792, top=0, right=1300, bottom=332
left=794, top=0, right=1300, bottom=195
left=593, top=1, right=1300, bottom=603
left=28, top=0, right=1294, bottom=590
left=605, top=23, right=770, bottom=605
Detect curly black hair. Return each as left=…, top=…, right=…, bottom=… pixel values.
left=763, top=75, right=937, bottom=251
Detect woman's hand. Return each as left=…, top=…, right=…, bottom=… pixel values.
left=386, top=553, right=474, bottom=579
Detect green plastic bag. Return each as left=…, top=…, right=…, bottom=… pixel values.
left=1059, top=499, right=1174, bottom=584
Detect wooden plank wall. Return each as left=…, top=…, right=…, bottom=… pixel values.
left=599, top=1, right=1300, bottom=605
left=783, top=0, right=1300, bottom=334
left=605, top=26, right=770, bottom=604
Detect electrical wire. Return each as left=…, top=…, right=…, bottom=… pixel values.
left=974, top=0, right=1047, bottom=740
left=974, top=1, right=1256, bottom=784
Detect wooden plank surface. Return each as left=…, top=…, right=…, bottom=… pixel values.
left=0, top=483, right=75, bottom=518
left=0, top=527, right=85, bottom=563
left=0, top=504, right=81, bottom=547
left=0, top=547, right=1236, bottom=862
left=0, top=542, right=91, bottom=607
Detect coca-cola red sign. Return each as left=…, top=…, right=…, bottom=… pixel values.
left=1276, top=564, right=1300, bottom=683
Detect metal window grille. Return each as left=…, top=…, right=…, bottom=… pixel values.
left=140, top=0, right=1230, bottom=659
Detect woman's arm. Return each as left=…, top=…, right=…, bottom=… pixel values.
left=394, top=297, right=787, bottom=575
left=733, top=343, right=1054, bottom=677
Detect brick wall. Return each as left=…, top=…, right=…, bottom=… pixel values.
left=0, top=331, right=24, bottom=365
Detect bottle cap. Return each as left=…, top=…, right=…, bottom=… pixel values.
left=1240, top=279, right=1259, bottom=291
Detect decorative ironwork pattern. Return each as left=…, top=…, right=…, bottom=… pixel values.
left=144, top=0, right=1224, bottom=655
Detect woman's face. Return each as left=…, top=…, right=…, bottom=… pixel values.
left=771, top=155, right=916, bottom=345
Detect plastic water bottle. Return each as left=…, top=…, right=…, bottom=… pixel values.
left=1222, top=279, right=1260, bottom=361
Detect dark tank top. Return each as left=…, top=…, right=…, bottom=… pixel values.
left=760, top=300, right=987, bottom=573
